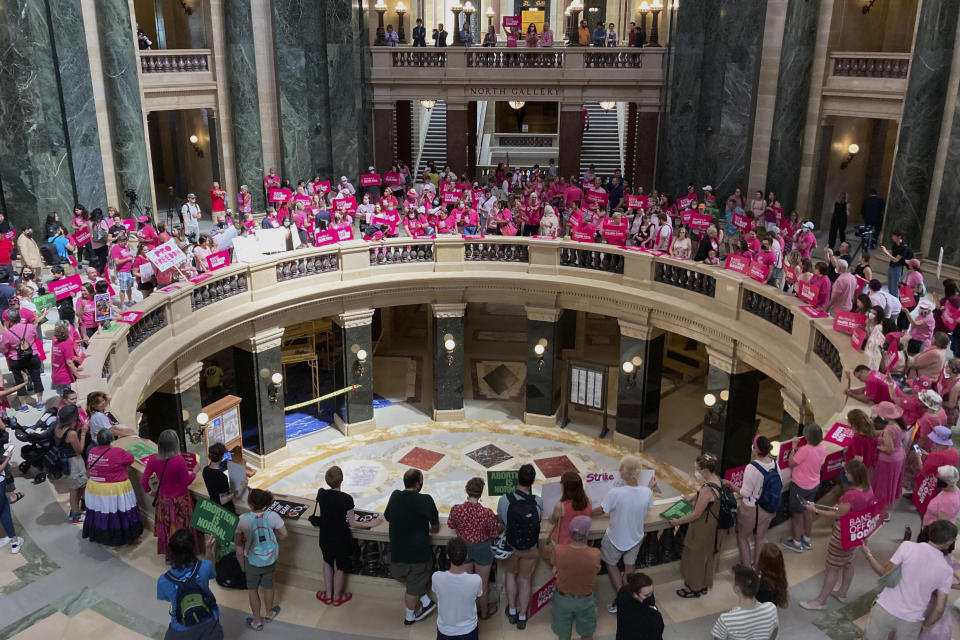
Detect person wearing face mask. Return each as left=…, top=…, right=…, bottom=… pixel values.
left=614, top=572, right=663, bottom=640
left=16, top=227, right=43, bottom=274
left=668, top=453, right=724, bottom=598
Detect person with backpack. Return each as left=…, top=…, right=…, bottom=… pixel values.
left=591, top=455, right=654, bottom=614
left=667, top=453, right=731, bottom=598
left=781, top=423, right=827, bottom=553
left=234, top=488, right=287, bottom=631
left=723, top=436, right=780, bottom=568
left=157, top=528, right=223, bottom=639
left=53, top=405, right=88, bottom=524
left=0, top=309, right=44, bottom=406
left=384, top=468, right=440, bottom=626
left=799, top=460, right=875, bottom=610
left=496, top=463, right=542, bottom=630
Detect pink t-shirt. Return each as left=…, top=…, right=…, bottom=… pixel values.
left=792, top=442, right=827, bottom=490
left=839, top=487, right=875, bottom=513
left=876, top=541, right=954, bottom=622
left=141, top=454, right=196, bottom=498
left=923, top=489, right=960, bottom=528
left=86, top=446, right=135, bottom=483
left=865, top=370, right=893, bottom=404
left=76, top=297, right=96, bottom=328
left=110, top=245, right=133, bottom=273
left=51, top=338, right=77, bottom=385
left=909, top=315, right=935, bottom=347
left=1, top=324, right=38, bottom=362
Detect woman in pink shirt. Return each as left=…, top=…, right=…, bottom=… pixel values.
left=810, top=262, right=832, bottom=310
left=141, top=429, right=198, bottom=555
left=870, top=401, right=908, bottom=518
left=795, top=221, right=816, bottom=259
left=51, top=322, right=80, bottom=395
left=75, top=283, right=98, bottom=338
left=783, top=423, right=827, bottom=552
left=799, top=460, right=875, bottom=610
left=922, top=465, right=960, bottom=530
left=540, top=22, right=554, bottom=46
left=83, top=429, right=143, bottom=546
left=907, top=299, right=936, bottom=352
left=237, top=185, right=252, bottom=214
left=193, top=235, right=212, bottom=272
left=110, top=234, right=135, bottom=307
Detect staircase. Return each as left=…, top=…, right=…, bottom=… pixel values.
left=416, top=101, right=447, bottom=176
left=579, top=102, right=623, bottom=180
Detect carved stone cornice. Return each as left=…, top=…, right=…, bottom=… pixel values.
left=432, top=303, right=467, bottom=318
left=525, top=306, right=563, bottom=323
left=334, top=309, right=376, bottom=328
left=236, top=327, right=285, bottom=353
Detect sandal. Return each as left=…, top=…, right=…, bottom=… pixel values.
left=8, top=492, right=23, bottom=505
left=316, top=591, right=333, bottom=604
left=333, top=593, right=352, bottom=607
left=480, top=602, right=498, bottom=620
left=245, top=617, right=263, bottom=631
left=264, top=606, right=281, bottom=622
left=676, top=587, right=703, bottom=598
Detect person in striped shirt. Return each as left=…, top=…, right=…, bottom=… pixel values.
left=711, top=565, right=778, bottom=640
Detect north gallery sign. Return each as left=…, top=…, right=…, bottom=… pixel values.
left=467, top=87, right=563, bottom=97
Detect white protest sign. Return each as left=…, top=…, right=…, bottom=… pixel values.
left=146, top=239, right=187, bottom=272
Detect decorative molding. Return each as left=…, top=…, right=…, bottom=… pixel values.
left=431, top=303, right=467, bottom=318
left=236, top=326, right=285, bottom=353
left=164, top=360, right=204, bottom=393
left=524, top=306, right=563, bottom=323
left=334, top=309, right=376, bottom=328
left=705, top=344, right=753, bottom=375
left=618, top=317, right=661, bottom=341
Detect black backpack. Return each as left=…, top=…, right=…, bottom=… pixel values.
left=706, top=482, right=738, bottom=530
left=505, top=492, right=541, bottom=551
left=15, top=326, right=33, bottom=362
left=39, top=242, right=61, bottom=266
left=164, top=561, right=217, bottom=627
left=215, top=552, right=247, bottom=590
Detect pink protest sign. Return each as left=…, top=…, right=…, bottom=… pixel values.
left=851, top=327, right=867, bottom=350
left=797, top=281, right=817, bottom=304
left=777, top=436, right=806, bottom=470
left=747, top=261, right=769, bottom=283
left=471, top=189, right=485, bottom=204
left=529, top=577, right=556, bottom=617
left=442, top=191, right=461, bottom=204
left=798, top=305, right=828, bottom=318
left=72, top=229, right=91, bottom=246
left=315, top=226, right=355, bottom=246
left=723, top=465, right=746, bottom=489
left=855, top=275, right=868, bottom=292
left=159, top=285, right=182, bottom=293
left=116, top=310, right=144, bottom=324
left=205, top=250, right=231, bottom=271
left=898, top=285, right=917, bottom=309
left=838, top=501, right=883, bottom=550
left=384, top=172, right=403, bottom=185
left=361, top=173, right=381, bottom=187
left=912, top=473, right=940, bottom=515
left=188, top=273, right=212, bottom=284
left=502, top=15, right=521, bottom=28
left=268, top=188, right=292, bottom=203
left=312, top=180, right=331, bottom=194
left=371, top=214, right=398, bottom=235
left=122, top=219, right=136, bottom=232
left=50, top=274, right=82, bottom=301
left=677, top=194, right=698, bottom=211
left=626, top=194, right=649, bottom=209
left=833, top=311, right=866, bottom=334
left=146, top=239, right=187, bottom=272
left=601, top=220, right=628, bottom=246
left=732, top=212, right=751, bottom=231
left=689, top=212, right=713, bottom=230
left=292, top=194, right=312, bottom=206
left=824, top=422, right=854, bottom=448
left=821, top=450, right=845, bottom=480
left=724, top=254, right=750, bottom=274
left=584, top=188, right=608, bottom=206
left=680, top=209, right=693, bottom=225
left=571, top=229, right=596, bottom=243
left=333, top=196, right=358, bottom=213
left=943, top=302, right=960, bottom=331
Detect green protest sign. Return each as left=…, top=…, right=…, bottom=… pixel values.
left=659, top=499, right=693, bottom=521
left=32, top=293, right=56, bottom=313
left=487, top=470, right=519, bottom=496
left=189, top=498, right=239, bottom=544
left=118, top=441, right=156, bottom=463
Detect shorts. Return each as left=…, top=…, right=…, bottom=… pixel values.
left=66, top=455, right=88, bottom=490
left=864, top=603, right=922, bottom=640
left=550, top=592, right=597, bottom=638
left=437, top=627, right=478, bottom=640
left=466, top=541, right=493, bottom=567
left=319, top=547, right=353, bottom=572
left=244, top=562, right=276, bottom=589
left=54, top=383, right=74, bottom=397
left=118, top=271, right=134, bottom=291
left=498, top=546, right=538, bottom=579
left=601, top=532, right=641, bottom=566
left=391, top=559, right=433, bottom=597
left=789, top=484, right=818, bottom=515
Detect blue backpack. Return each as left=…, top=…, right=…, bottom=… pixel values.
left=751, top=461, right=783, bottom=513
left=164, top=561, right=216, bottom=627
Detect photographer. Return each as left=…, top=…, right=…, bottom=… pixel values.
left=878, top=230, right=913, bottom=297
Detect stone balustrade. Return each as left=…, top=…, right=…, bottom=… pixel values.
left=138, top=49, right=212, bottom=74
left=830, top=52, right=910, bottom=79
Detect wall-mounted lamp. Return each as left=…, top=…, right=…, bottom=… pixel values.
left=189, top=134, right=204, bottom=158
left=421, top=99, right=437, bottom=110
left=443, top=334, right=456, bottom=366
left=267, top=372, right=283, bottom=405
left=599, top=101, right=617, bottom=111
left=533, top=340, right=547, bottom=370
left=840, top=143, right=859, bottom=170
left=862, top=0, right=877, bottom=14
left=352, top=345, right=368, bottom=378
left=187, top=411, right=209, bottom=445
left=703, top=392, right=717, bottom=407
left=621, top=356, right=643, bottom=388
left=508, top=100, right=526, bottom=110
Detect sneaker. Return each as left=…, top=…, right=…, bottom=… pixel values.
left=413, top=600, right=436, bottom=622
left=70, top=512, right=84, bottom=524
left=516, top=617, right=527, bottom=630
left=506, top=608, right=518, bottom=625
left=10, top=538, right=21, bottom=554
left=0, top=537, right=9, bottom=548
left=801, top=536, right=813, bottom=551
left=607, top=602, right=618, bottom=614
left=781, top=537, right=803, bottom=553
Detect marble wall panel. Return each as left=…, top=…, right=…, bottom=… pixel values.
left=225, top=0, right=265, bottom=212
left=933, top=80, right=960, bottom=265
left=326, top=0, right=363, bottom=181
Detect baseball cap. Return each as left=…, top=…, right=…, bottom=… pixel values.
left=803, top=221, right=814, bottom=230
left=340, top=176, right=348, bottom=183
left=187, top=193, right=196, bottom=199
left=569, top=515, right=592, bottom=537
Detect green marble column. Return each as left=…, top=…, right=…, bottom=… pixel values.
left=224, top=0, right=265, bottom=212
left=96, top=0, right=154, bottom=212
left=325, top=0, right=364, bottom=181
left=0, top=0, right=75, bottom=230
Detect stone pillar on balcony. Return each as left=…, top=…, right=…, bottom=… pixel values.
left=232, top=328, right=287, bottom=455
left=224, top=0, right=265, bottom=212
left=524, top=307, right=562, bottom=427
left=396, top=100, right=413, bottom=165
left=764, top=0, right=820, bottom=213
left=446, top=102, right=469, bottom=177
left=702, top=344, right=761, bottom=473
left=559, top=104, right=584, bottom=179
left=432, top=303, right=466, bottom=421
left=374, top=102, right=396, bottom=172
left=887, top=0, right=960, bottom=244
left=96, top=0, right=154, bottom=211
left=142, top=362, right=205, bottom=459
left=332, top=310, right=376, bottom=435
left=615, top=320, right=665, bottom=451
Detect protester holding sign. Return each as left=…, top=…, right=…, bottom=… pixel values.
left=920, top=465, right=960, bottom=533
left=668, top=453, right=725, bottom=598
left=869, top=401, right=908, bottom=518
left=799, top=460, right=875, bottom=610
left=723, top=436, right=778, bottom=568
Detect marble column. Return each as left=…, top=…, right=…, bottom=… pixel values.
left=887, top=0, right=960, bottom=244
left=95, top=0, right=153, bottom=211
left=224, top=0, right=265, bottom=212
left=446, top=105, right=469, bottom=177
left=0, top=0, right=76, bottom=230
left=232, top=328, right=286, bottom=455
left=325, top=0, right=364, bottom=181
left=634, top=110, right=659, bottom=189
left=524, top=307, right=562, bottom=427
left=615, top=321, right=664, bottom=451
left=932, top=49, right=960, bottom=265
left=467, top=101, right=477, bottom=178
left=332, top=310, right=376, bottom=435
left=432, top=303, right=466, bottom=421
left=764, top=0, right=820, bottom=213
left=373, top=105, right=396, bottom=172
left=396, top=100, right=413, bottom=165
left=558, top=105, right=583, bottom=180
left=702, top=346, right=761, bottom=474
left=662, top=0, right=767, bottom=197
left=141, top=362, right=205, bottom=459
left=208, top=112, right=223, bottom=183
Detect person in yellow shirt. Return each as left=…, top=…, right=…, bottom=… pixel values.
left=578, top=19, right=590, bottom=46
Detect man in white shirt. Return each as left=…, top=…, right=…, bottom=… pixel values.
left=432, top=537, right=483, bottom=640
left=712, top=565, right=778, bottom=640
left=180, top=193, right=202, bottom=239
left=591, top=455, right=655, bottom=613
left=868, top=279, right=902, bottom=319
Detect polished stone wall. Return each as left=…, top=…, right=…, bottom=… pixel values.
left=224, top=0, right=266, bottom=212
left=764, top=0, right=820, bottom=213
left=233, top=344, right=287, bottom=455
left=886, top=0, right=960, bottom=244
left=96, top=0, right=153, bottom=213
left=333, top=321, right=375, bottom=425
left=525, top=319, right=560, bottom=418
left=325, top=0, right=365, bottom=181
left=615, top=334, right=664, bottom=441
left=933, top=82, right=960, bottom=266
left=433, top=316, right=465, bottom=412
